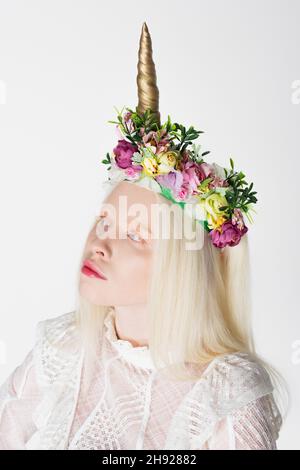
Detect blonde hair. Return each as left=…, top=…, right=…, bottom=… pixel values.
left=74, top=184, right=289, bottom=421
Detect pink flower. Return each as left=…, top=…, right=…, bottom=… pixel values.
left=141, top=129, right=171, bottom=154
left=177, top=187, right=188, bottom=200
left=182, top=164, right=201, bottom=192
left=180, top=153, right=213, bottom=183
left=124, top=111, right=132, bottom=121
left=124, top=165, right=143, bottom=179
left=113, top=139, right=138, bottom=169
left=115, top=125, right=123, bottom=140
left=208, top=175, right=229, bottom=190
left=123, top=112, right=135, bottom=133
left=209, top=220, right=248, bottom=248
left=231, top=208, right=246, bottom=230
left=198, top=162, right=213, bottom=181
left=175, top=158, right=213, bottom=198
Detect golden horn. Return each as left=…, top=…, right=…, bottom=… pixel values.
left=136, top=22, right=161, bottom=126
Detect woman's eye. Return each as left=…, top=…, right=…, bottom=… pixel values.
left=95, top=216, right=110, bottom=232
left=96, top=215, right=146, bottom=243
left=127, top=231, right=144, bottom=243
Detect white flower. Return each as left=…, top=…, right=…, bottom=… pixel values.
left=135, top=175, right=162, bottom=194
left=107, top=163, right=125, bottom=183
left=192, top=143, right=203, bottom=162
left=132, top=152, right=143, bottom=164
left=214, top=186, right=227, bottom=197
left=141, top=146, right=156, bottom=159
left=211, top=162, right=226, bottom=180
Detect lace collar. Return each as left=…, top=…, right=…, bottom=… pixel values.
left=103, top=307, right=156, bottom=370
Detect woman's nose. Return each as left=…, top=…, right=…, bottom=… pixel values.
left=92, top=238, right=111, bottom=260
left=91, top=217, right=115, bottom=259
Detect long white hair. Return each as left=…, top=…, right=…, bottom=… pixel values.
left=74, top=184, right=289, bottom=421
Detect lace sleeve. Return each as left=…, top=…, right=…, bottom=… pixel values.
left=0, top=348, right=43, bottom=449
left=204, top=393, right=282, bottom=450
left=0, top=312, right=82, bottom=450
left=163, top=353, right=283, bottom=451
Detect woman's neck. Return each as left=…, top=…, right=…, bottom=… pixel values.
left=112, top=304, right=150, bottom=348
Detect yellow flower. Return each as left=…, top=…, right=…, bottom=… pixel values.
left=157, top=151, right=178, bottom=174
left=198, top=193, right=228, bottom=230
left=207, top=213, right=227, bottom=230
left=142, top=156, right=159, bottom=176
left=198, top=185, right=211, bottom=194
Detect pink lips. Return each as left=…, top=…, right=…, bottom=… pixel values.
left=81, top=259, right=107, bottom=280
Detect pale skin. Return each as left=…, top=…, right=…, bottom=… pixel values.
left=79, top=181, right=170, bottom=348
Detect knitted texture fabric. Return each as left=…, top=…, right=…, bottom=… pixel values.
left=0, top=309, right=282, bottom=450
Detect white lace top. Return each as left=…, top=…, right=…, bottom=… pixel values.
left=0, top=308, right=282, bottom=450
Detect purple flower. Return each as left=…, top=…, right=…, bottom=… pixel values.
left=156, top=171, right=183, bottom=196
left=113, top=139, right=138, bottom=169
left=209, top=220, right=248, bottom=248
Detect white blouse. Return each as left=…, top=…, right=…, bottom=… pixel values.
left=0, top=308, right=282, bottom=450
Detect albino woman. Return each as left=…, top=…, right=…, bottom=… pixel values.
left=0, top=22, right=286, bottom=450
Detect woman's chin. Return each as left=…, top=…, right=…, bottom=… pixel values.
left=79, top=282, right=109, bottom=306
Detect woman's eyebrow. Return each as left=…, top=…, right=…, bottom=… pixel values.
left=100, top=211, right=153, bottom=235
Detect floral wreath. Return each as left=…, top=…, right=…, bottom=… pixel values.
left=101, top=106, right=258, bottom=250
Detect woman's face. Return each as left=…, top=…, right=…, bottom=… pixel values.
left=79, top=181, right=160, bottom=306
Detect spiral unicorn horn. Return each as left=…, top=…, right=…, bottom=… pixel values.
left=136, top=22, right=161, bottom=127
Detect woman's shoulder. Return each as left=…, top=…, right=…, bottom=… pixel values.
left=168, top=352, right=283, bottom=449
left=209, top=350, right=274, bottom=388
left=208, top=350, right=273, bottom=381
left=35, top=310, right=78, bottom=342
left=192, top=351, right=276, bottom=413
left=33, top=311, right=82, bottom=387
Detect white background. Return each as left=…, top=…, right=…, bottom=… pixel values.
left=0, top=0, right=299, bottom=449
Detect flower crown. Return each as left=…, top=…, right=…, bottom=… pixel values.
left=101, top=106, right=258, bottom=249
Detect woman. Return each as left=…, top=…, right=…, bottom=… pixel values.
left=0, top=22, right=287, bottom=450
